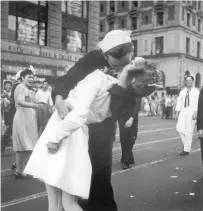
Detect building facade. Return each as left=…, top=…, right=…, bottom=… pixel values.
left=1, top=1, right=99, bottom=83
left=99, top=0, right=203, bottom=91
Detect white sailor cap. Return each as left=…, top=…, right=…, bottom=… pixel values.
left=97, top=30, right=132, bottom=53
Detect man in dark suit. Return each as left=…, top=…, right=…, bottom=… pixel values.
left=51, top=30, right=156, bottom=211
left=197, top=87, right=203, bottom=164
left=118, top=97, right=141, bottom=169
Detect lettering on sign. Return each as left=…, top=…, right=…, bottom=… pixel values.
left=2, top=65, right=53, bottom=76
left=1, top=41, right=83, bottom=62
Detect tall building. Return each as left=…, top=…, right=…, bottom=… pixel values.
left=1, top=1, right=99, bottom=83
left=99, top=0, right=203, bottom=91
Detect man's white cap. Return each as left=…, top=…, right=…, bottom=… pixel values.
left=97, top=30, right=132, bottom=53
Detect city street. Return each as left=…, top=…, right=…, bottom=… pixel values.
left=1, top=116, right=203, bottom=211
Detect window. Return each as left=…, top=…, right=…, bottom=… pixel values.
left=100, top=24, right=103, bottom=32
left=146, top=15, right=149, bottom=24
left=110, top=1, right=115, bottom=12
left=186, top=37, right=190, bottom=54
left=100, top=3, right=104, bottom=13
left=132, top=1, right=138, bottom=7
left=8, top=15, right=47, bottom=46
left=8, top=15, right=16, bottom=41
left=62, top=1, right=88, bottom=19
left=192, top=13, right=196, bottom=26
left=131, top=17, right=137, bottom=29
left=198, top=19, right=201, bottom=32
left=121, top=20, right=125, bottom=28
left=197, top=41, right=201, bottom=58
left=61, top=28, right=87, bottom=53
left=155, top=36, right=164, bottom=54
left=109, top=20, right=114, bottom=30
left=187, top=13, right=190, bottom=27
left=144, top=40, right=148, bottom=51
left=132, top=40, right=138, bottom=56
left=157, top=12, right=164, bottom=26
left=198, top=1, right=201, bottom=10
left=182, top=7, right=185, bottom=21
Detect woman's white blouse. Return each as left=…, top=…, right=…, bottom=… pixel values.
left=54, top=69, right=118, bottom=143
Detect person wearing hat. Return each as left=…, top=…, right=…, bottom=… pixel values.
left=50, top=30, right=157, bottom=211
left=175, top=75, right=200, bottom=155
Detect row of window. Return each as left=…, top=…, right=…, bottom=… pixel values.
left=101, top=1, right=201, bottom=14
left=186, top=38, right=201, bottom=58
left=101, top=10, right=202, bottom=32
left=116, top=36, right=201, bottom=58
left=130, top=37, right=164, bottom=57
left=184, top=11, right=202, bottom=32
left=100, top=11, right=163, bottom=32
left=7, top=1, right=88, bottom=53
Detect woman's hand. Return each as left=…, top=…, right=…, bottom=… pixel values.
left=46, top=142, right=60, bottom=154
left=124, top=117, right=134, bottom=128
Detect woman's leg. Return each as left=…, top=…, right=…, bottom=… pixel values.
left=45, top=184, right=63, bottom=211
left=16, top=151, right=32, bottom=173
left=62, top=192, right=83, bottom=211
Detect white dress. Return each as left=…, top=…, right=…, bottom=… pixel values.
left=176, top=87, right=199, bottom=135
left=24, top=70, right=117, bottom=199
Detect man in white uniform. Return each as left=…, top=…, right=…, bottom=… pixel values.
left=36, top=80, right=53, bottom=107
left=175, top=75, right=200, bottom=155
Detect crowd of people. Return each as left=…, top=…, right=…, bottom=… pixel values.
left=141, top=93, right=178, bottom=119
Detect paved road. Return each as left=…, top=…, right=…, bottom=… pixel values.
left=1, top=116, right=203, bottom=211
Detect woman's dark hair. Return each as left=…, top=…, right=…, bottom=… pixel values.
left=20, top=69, right=34, bottom=79
left=105, top=42, right=133, bottom=59
left=185, top=75, right=194, bottom=81
left=4, top=80, right=12, bottom=87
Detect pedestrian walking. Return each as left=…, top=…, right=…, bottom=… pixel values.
left=175, top=75, right=200, bottom=155
left=12, top=69, right=40, bottom=179
left=197, top=86, right=203, bottom=165
left=160, top=93, right=166, bottom=119
left=165, top=94, right=172, bottom=119
left=119, top=97, right=141, bottom=169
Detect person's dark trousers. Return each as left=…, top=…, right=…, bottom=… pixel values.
left=1, top=109, right=15, bottom=153
left=81, top=118, right=117, bottom=211
left=200, top=138, right=203, bottom=164
left=161, top=105, right=165, bottom=119
left=118, top=117, right=138, bottom=165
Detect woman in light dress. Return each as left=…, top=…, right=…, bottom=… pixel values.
left=143, top=97, right=150, bottom=115
left=24, top=58, right=157, bottom=211
left=12, top=69, right=39, bottom=179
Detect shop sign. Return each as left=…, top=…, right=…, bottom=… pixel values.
left=1, top=40, right=83, bottom=62
left=1, top=64, right=53, bottom=76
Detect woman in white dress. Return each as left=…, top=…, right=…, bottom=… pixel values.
left=24, top=58, right=157, bottom=211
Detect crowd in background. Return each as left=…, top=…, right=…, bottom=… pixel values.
left=141, top=92, right=178, bottom=120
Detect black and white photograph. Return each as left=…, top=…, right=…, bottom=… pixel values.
left=1, top=0, right=203, bottom=211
